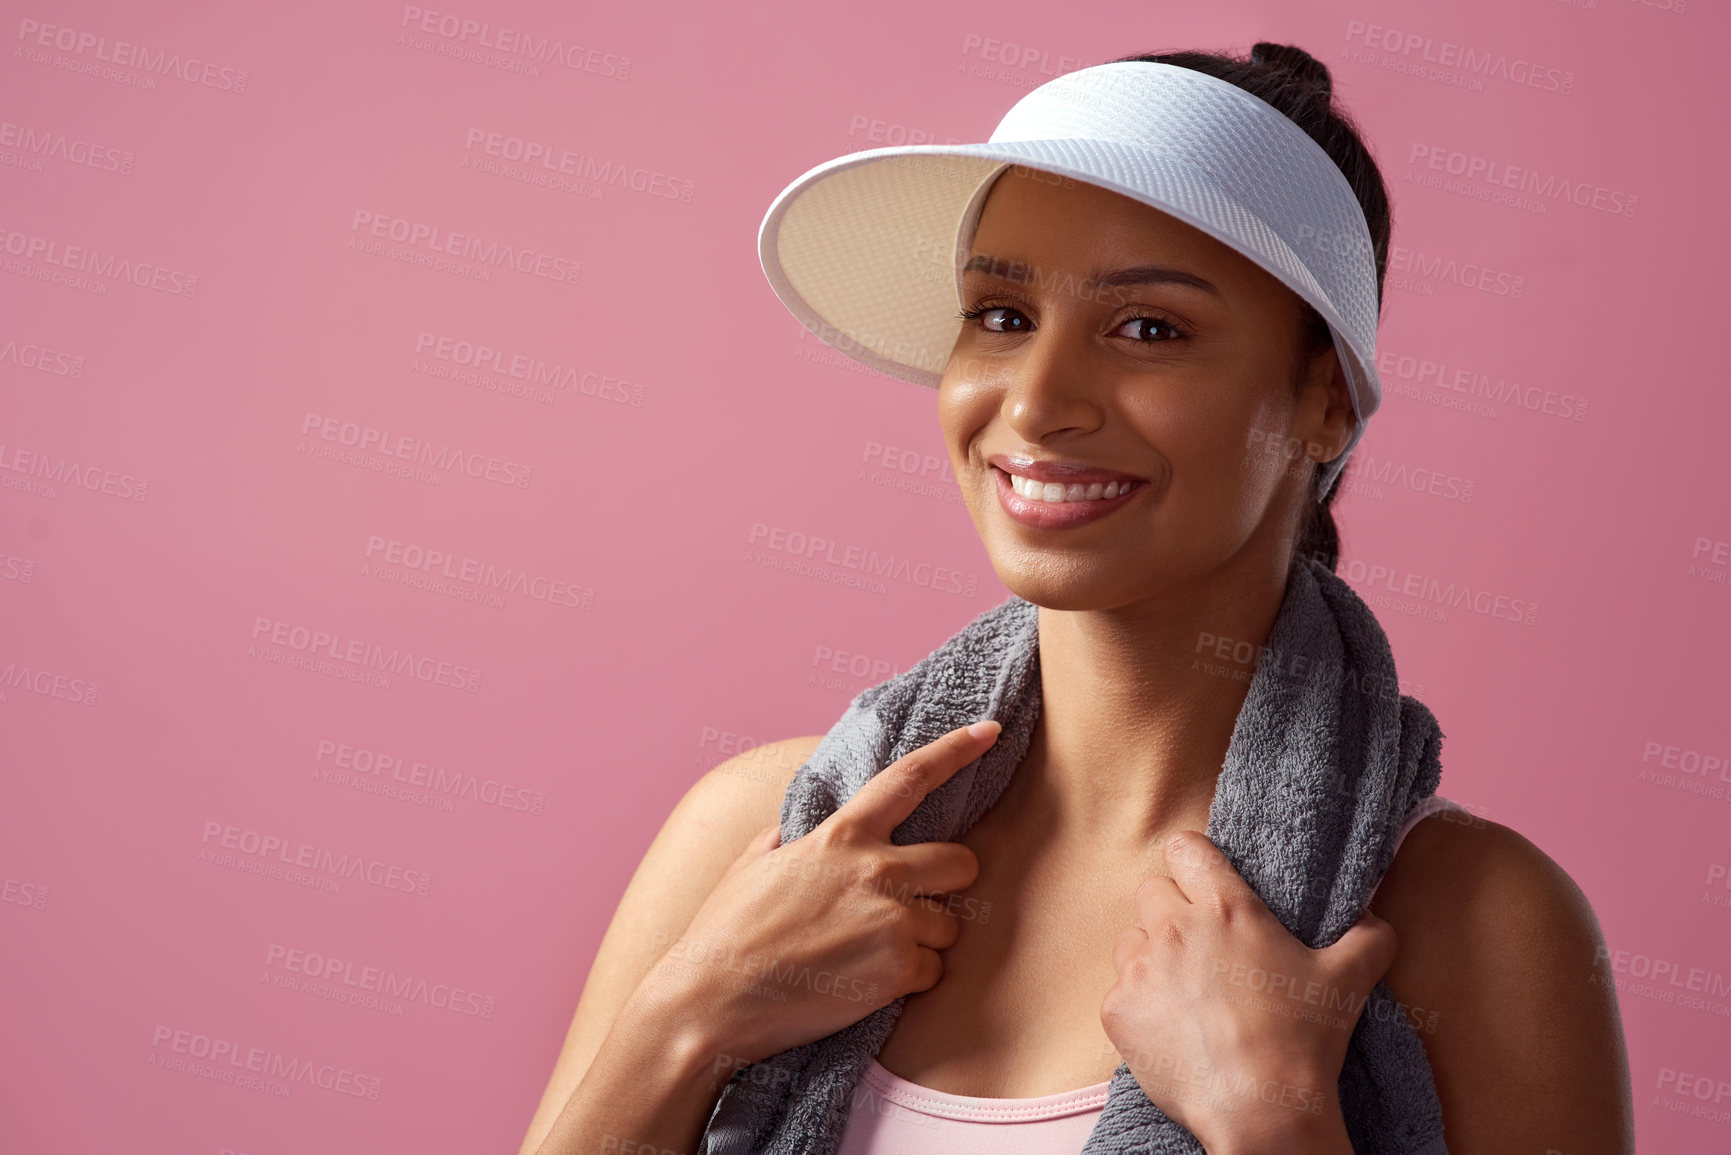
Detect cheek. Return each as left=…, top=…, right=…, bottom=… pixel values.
left=1121, top=383, right=1281, bottom=518
left=937, top=381, right=999, bottom=465
left=1123, top=388, right=1249, bottom=473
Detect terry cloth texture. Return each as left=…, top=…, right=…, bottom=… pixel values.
left=699, top=554, right=1448, bottom=1155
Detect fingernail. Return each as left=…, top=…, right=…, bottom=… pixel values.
left=967, top=719, right=1000, bottom=740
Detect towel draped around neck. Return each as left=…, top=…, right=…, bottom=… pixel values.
left=699, top=556, right=1448, bottom=1154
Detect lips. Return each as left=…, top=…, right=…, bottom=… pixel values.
left=988, top=457, right=1147, bottom=530
left=986, top=453, right=1146, bottom=485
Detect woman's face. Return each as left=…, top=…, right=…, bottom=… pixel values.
left=937, top=167, right=1356, bottom=610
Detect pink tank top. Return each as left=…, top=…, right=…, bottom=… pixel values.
left=833, top=794, right=1467, bottom=1152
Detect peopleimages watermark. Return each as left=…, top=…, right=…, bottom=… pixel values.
left=0, top=335, right=85, bottom=377
left=1705, top=863, right=1731, bottom=911
left=462, top=128, right=692, bottom=202
left=298, top=412, right=533, bottom=489
left=1108, top=1040, right=1332, bottom=1118
left=1691, top=536, right=1731, bottom=588
left=199, top=819, right=434, bottom=898
left=397, top=7, right=630, bottom=79
left=249, top=616, right=483, bottom=692
left=755, top=850, right=994, bottom=925
left=313, top=737, right=547, bottom=815
left=959, top=33, right=1085, bottom=78
left=349, top=210, right=580, bottom=285
left=0, top=659, right=99, bottom=706
left=1375, top=346, right=1587, bottom=423
left=1385, top=244, right=1526, bottom=301
left=649, top=931, right=880, bottom=1005
left=15, top=18, right=250, bottom=93
left=1591, top=942, right=1731, bottom=1016
left=0, top=442, right=149, bottom=501
left=1210, top=957, right=1440, bottom=1034
left=1191, top=629, right=1422, bottom=702
left=807, top=642, right=914, bottom=696
left=0, top=118, right=133, bottom=175
left=415, top=330, right=639, bottom=400
left=745, top=522, right=979, bottom=598
left=148, top=1025, right=380, bottom=1099
left=858, top=439, right=964, bottom=506
left=363, top=533, right=595, bottom=611
left=698, top=1052, right=941, bottom=1132
left=0, top=226, right=199, bottom=296
left=1406, top=142, right=1637, bottom=219
left=2, top=876, right=50, bottom=911
left=1636, top=737, right=1731, bottom=804
left=0, top=550, right=36, bottom=584
left=264, top=942, right=496, bottom=1018
left=1322, top=554, right=1540, bottom=627
left=1342, top=21, right=1575, bottom=95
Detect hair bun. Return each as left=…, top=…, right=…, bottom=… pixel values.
left=1250, top=42, right=1333, bottom=98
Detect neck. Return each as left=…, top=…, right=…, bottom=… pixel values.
left=1007, top=559, right=1292, bottom=847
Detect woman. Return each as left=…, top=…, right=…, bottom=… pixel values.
left=519, top=44, right=1632, bottom=1155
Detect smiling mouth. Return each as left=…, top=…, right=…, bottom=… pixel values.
left=996, top=467, right=1146, bottom=504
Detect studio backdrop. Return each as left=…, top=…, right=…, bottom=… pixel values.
left=2, top=1, right=1726, bottom=1152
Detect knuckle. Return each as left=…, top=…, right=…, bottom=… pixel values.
left=849, top=849, right=894, bottom=887
left=898, top=759, right=934, bottom=798
left=809, top=823, right=848, bottom=854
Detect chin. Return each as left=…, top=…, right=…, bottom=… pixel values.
left=989, top=557, right=1152, bottom=612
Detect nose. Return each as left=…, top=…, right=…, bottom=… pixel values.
left=996, top=316, right=1105, bottom=444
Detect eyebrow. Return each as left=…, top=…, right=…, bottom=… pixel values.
left=961, top=254, right=1222, bottom=297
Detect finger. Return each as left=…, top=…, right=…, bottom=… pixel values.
left=1112, top=925, right=1149, bottom=973
left=888, top=840, right=981, bottom=898
left=726, top=822, right=783, bottom=876
left=1130, top=871, right=1185, bottom=925
left=1322, top=909, right=1400, bottom=983
left=904, top=945, right=945, bottom=994
left=838, top=720, right=1001, bottom=841
left=1160, top=830, right=1261, bottom=908
left=752, top=821, right=782, bottom=853
left=903, top=900, right=963, bottom=950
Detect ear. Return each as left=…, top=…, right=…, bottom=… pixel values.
left=1295, top=341, right=1357, bottom=467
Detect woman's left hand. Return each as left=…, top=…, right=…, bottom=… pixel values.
left=1100, top=830, right=1398, bottom=1155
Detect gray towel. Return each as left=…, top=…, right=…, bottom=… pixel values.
left=699, top=555, right=1448, bottom=1154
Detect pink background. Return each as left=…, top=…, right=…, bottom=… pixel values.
left=3, top=0, right=1728, bottom=1151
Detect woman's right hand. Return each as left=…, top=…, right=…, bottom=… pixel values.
left=636, top=719, right=1001, bottom=1077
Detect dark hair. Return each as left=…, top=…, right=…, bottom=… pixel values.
left=1105, top=43, right=1392, bottom=574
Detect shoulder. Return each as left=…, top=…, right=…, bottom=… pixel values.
left=1372, top=806, right=1594, bottom=944
left=673, top=735, right=827, bottom=867
left=687, top=733, right=825, bottom=829
left=607, top=731, right=824, bottom=976
left=1369, top=810, right=1634, bottom=1152
left=524, top=734, right=824, bottom=1118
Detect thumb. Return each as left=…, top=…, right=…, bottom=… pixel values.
left=748, top=821, right=783, bottom=856
left=1323, top=908, right=1400, bottom=984
left=723, top=822, right=784, bottom=881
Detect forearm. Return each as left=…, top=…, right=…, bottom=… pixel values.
left=533, top=986, right=733, bottom=1155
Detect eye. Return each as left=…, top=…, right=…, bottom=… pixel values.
left=957, top=301, right=1189, bottom=343
left=956, top=303, right=1030, bottom=332
left=1114, top=314, right=1188, bottom=342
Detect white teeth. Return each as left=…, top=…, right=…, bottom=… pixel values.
left=1008, top=472, right=1135, bottom=502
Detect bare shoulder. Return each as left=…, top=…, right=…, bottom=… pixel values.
left=515, top=734, right=824, bottom=1155
left=1369, top=811, right=1635, bottom=1155
left=688, top=733, right=826, bottom=829
left=584, top=732, right=827, bottom=999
